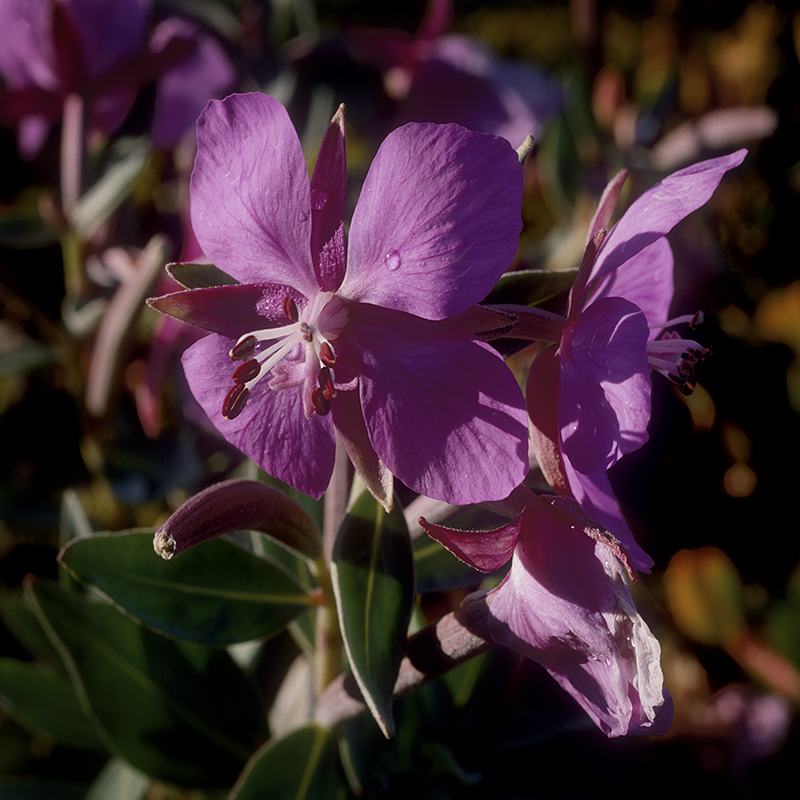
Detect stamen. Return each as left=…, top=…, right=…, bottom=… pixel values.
left=311, top=386, right=331, bottom=416
left=222, top=383, right=250, bottom=419
left=282, top=296, right=299, bottom=322
left=318, top=341, right=336, bottom=367
left=318, top=366, right=336, bottom=399
left=232, top=358, right=261, bottom=384
left=230, top=335, right=257, bottom=361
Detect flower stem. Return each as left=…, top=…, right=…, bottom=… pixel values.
left=60, top=93, right=86, bottom=222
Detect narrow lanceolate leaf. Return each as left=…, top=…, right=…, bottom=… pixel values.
left=230, top=724, right=341, bottom=800
left=26, top=579, right=260, bottom=788
left=485, top=268, right=578, bottom=309
left=59, top=531, right=314, bottom=645
left=331, top=492, right=415, bottom=738
left=0, top=659, right=105, bottom=751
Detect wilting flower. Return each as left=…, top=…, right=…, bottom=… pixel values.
left=150, top=92, right=528, bottom=507
left=0, top=0, right=233, bottom=155
left=421, top=495, right=673, bottom=737
left=527, top=150, right=747, bottom=482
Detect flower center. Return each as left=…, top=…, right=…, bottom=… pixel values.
left=646, top=311, right=710, bottom=395
left=221, top=292, right=349, bottom=420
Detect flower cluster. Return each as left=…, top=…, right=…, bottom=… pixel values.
left=149, top=91, right=744, bottom=738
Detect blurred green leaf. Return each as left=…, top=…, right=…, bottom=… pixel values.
left=83, top=757, right=148, bottom=800
left=59, top=531, right=314, bottom=646
left=0, top=782, right=90, bottom=800
left=485, top=268, right=577, bottom=309
left=0, top=212, right=58, bottom=249
left=331, top=492, right=414, bottom=738
left=413, top=536, right=484, bottom=594
left=0, top=659, right=105, bottom=750
left=166, top=261, right=238, bottom=289
left=26, top=579, right=259, bottom=788
left=0, top=591, right=63, bottom=664
left=0, top=343, right=58, bottom=378
left=231, top=724, right=343, bottom=800
left=71, top=139, right=150, bottom=238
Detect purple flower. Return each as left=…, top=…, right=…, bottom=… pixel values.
left=527, top=150, right=747, bottom=480
left=420, top=495, right=674, bottom=737
left=149, top=93, right=528, bottom=507
left=0, top=0, right=234, bottom=155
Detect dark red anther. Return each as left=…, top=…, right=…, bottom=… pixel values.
left=230, top=335, right=257, bottom=361
left=310, top=387, right=331, bottom=416
left=231, top=358, right=261, bottom=384
left=318, top=341, right=336, bottom=367
left=222, top=383, right=250, bottom=419
left=282, top=296, right=299, bottom=322
left=318, top=366, right=336, bottom=400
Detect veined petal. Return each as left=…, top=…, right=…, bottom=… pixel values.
left=182, top=333, right=335, bottom=498
left=419, top=515, right=520, bottom=573
left=560, top=297, right=651, bottom=474
left=563, top=463, right=654, bottom=573
left=342, top=122, right=523, bottom=319
left=588, top=149, right=747, bottom=286
left=310, top=104, right=347, bottom=292
left=346, top=304, right=528, bottom=504
left=191, top=93, right=318, bottom=295
left=486, top=500, right=672, bottom=737
left=147, top=283, right=305, bottom=336
left=590, top=237, right=674, bottom=334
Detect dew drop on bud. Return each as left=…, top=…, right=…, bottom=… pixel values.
left=384, top=250, right=401, bottom=271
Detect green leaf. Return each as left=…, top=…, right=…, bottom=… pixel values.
left=0, top=211, right=59, bottom=249
left=0, top=659, right=106, bottom=750
left=331, top=492, right=415, bottom=738
left=59, top=531, right=314, bottom=645
left=84, top=757, right=148, bottom=800
left=0, top=343, right=58, bottom=378
left=26, top=580, right=259, bottom=788
left=71, top=139, right=151, bottom=238
left=231, top=724, right=343, bottom=800
left=0, top=781, right=89, bottom=800
left=0, top=591, right=63, bottom=663
left=413, top=536, right=484, bottom=594
left=166, top=261, right=239, bottom=289
left=485, top=268, right=577, bottom=309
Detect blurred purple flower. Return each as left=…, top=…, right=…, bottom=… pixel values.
left=0, top=0, right=234, bottom=155
left=150, top=92, right=528, bottom=507
left=527, top=150, right=747, bottom=479
left=345, top=0, right=562, bottom=147
left=421, top=495, right=674, bottom=737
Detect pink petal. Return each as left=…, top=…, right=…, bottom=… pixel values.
left=345, top=304, right=528, bottom=504
left=560, top=297, right=651, bottom=474
left=563, top=463, right=654, bottom=573
left=191, top=93, right=318, bottom=296
left=419, top=515, right=520, bottom=573
left=147, top=283, right=305, bottom=336
left=486, top=499, right=672, bottom=737
left=589, top=149, right=747, bottom=286
left=342, top=122, right=523, bottom=319
left=182, top=333, right=335, bottom=498
left=309, top=105, right=347, bottom=292
left=591, top=236, right=675, bottom=334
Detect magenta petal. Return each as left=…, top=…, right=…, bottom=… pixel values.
left=347, top=305, right=528, bottom=504
left=564, top=463, right=654, bottom=573
left=342, top=122, right=523, bottom=319
left=487, top=501, right=673, bottom=737
left=0, top=1, right=60, bottom=90
left=589, top=149, right=747, bottom=285
left=591, top=237, right=674, bottom=334
left=419, top=516, right=520, bottom=572
left=309, top=105, right=347, bottom=292
left=191, top=93, right=317, bottom=295
left=182, top=333, right=335, bottom=498
left=150, top=16, right=236, bottom=150
left=147, top=283, right=305, bottom=335
left=560, top=297, right=651, bottom=474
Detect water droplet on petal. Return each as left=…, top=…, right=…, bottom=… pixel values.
left=384, top=250, right=401, bottom=271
